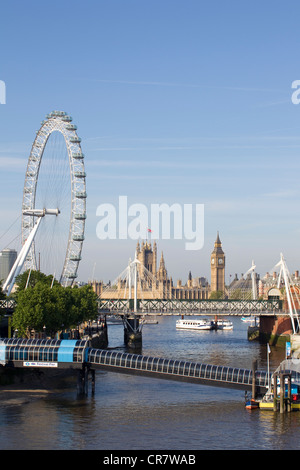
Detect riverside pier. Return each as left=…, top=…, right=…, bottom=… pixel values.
left=1, top=337, right=300, bottom=413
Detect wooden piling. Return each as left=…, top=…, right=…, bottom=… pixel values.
left=91, top=368, right=95, bottom=396
left=84, top=366, right=89, bottom=395
left=252, top=359, right=257, bottom=400
left=77, top=366, right=95, bottom=397
left=287, top=374, right=291, bottom=413
left=77, top=366, right=86, bottom=396
left=273, top=373, right=278, bottom=412
left=280, top=373, right=284, bottom=413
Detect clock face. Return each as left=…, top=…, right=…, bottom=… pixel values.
left=218, top=258, right=223, bottom=264
left=211, top=258, right=215, bottom=264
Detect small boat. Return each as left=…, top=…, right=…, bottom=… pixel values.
left=216, top=319, right=233, bottom=330
left=245, top=398, right=259, bottom=410
left=176, top=318, right=213, bottom=330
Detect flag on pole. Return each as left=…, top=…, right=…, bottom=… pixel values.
left=148, top=228, right=152, bottom=232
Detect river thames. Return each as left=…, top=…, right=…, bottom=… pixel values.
left=0, top=315, right=300, bottom=451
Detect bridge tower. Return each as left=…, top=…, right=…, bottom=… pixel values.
left=210, top=232, right=225, bottom=295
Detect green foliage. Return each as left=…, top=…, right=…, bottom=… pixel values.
left=209, top=290, right=224, bottom=299
left=0, top=280, right=6, bottom=301
left=14, top=270, right=59, bottom=296
left=0, top=280, right=6, bottom=321
left=229, top=288, right=243, bottom=299
left=12, top=272, right=98, bottom=337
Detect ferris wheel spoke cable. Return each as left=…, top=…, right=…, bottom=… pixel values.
left=0, top=214, right=21, bottom=244
left=34, top=134, right=70, bottom=277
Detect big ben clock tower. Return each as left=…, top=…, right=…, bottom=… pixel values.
left=210, top=232, right=225, bottom=294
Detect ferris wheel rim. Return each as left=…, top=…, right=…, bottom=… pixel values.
left=21, top=110, right=86, bottom=286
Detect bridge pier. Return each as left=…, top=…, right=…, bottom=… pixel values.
left=77, top=365, right=95, bottom=397
left=123, top=316, right=142, bottom=350
left=258, top=316, right=293, bottom=347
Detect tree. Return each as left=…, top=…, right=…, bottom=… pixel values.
left=14, top=270, right=59, bottom=296
left=0, top=280, right=6, bottom=321
left=0, top=281, right=6, bottom=301
left=12, top=281, right=98, bottom=338
left=12, top=282, right=49, bottom=337
left=229, top=288, right=243, bottom=300
left=210, top=290, right=224, bottom=299
left=69, top=285, right=98, bottom=325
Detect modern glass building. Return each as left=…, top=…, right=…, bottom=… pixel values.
left=0, top=249, right=17, bottom=283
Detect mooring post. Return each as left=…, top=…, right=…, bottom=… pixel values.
left=77, top=365, right=95, bottom=397
left=84, top=366, right=89, bottom=396
left=280, top=372, right=285, bottom=413
left=77, top=365, right=86, bottom=396
left=91, top=368, right=95, bottom=396
left=77, top=364, right=89, bottom=396
left=273, top=373, right=278, bottom=412
left=252, top=359, right=257, bottom=400
left=287, top=374, right=291, bottom=413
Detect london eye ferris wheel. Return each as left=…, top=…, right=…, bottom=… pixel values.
left=21, top=110, right=86, bottom=287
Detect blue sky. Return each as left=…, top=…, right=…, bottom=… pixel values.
left=1, top=0, right=300, bottom=284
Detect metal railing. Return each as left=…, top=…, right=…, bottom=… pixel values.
left=87, top=349, right=270, bottom=392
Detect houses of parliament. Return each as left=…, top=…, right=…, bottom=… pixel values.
left=91, top=233, right=226, bottom=300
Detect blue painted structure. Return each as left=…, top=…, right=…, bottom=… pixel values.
left=0, top=338, right=89, bottom=369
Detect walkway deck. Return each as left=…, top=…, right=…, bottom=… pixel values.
left=87, top=348, right=269, bottom=392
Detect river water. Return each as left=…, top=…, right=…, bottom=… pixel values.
left=1, top=315, right=300, bottom=451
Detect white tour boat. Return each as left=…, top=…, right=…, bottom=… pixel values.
left=215, top=319, right=233, bottom=330
left=176, top=318, right=213, bottom=331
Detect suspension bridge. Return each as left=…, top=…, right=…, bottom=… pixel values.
left=97, top=253, right=298, bottom=319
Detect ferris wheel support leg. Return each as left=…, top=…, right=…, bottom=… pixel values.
left=3, top=217, right=43, bottom=296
